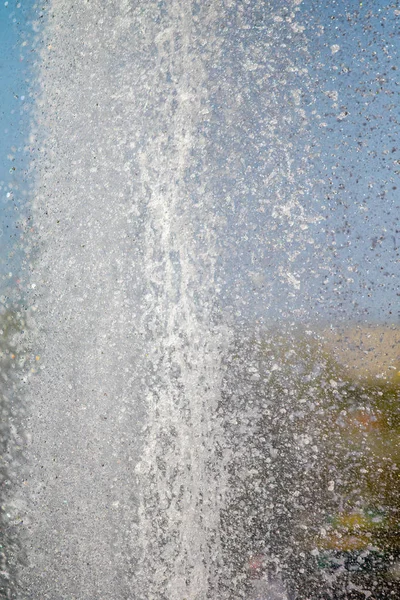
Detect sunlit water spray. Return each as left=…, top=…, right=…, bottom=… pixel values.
left=9, top=1, right=321, bottom=598
left=13, top=2, right=229, bottom=598
left=134, top=2, right=229, bottom=598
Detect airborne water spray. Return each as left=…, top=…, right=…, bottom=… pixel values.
left=14, top=1, right=230, bottom=598
left=11, top=0, right=321, bottom=598
left=133, top=3, right=229, bottom=597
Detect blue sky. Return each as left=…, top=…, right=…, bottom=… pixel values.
left=214, top=0, right=400, bottom=325
left=302, top=0, right=400, bottom=323
left=0, top=0, right=33, bottom=289
left=0, top=1, right=398, bottom=324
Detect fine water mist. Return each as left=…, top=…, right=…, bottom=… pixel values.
left=14, top=1, right=234, bottom=597
left=3, top=1, right=399, bottom=599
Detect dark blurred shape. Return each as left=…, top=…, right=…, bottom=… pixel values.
left=219, top=323, right=400, bottom=599
left=0, top=308, right=26, bottom=599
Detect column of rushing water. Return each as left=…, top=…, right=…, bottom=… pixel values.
left=14, top=1, right=228, bottom=598
left=16, top=1, right=148, bottom=598
left=134, top=2, right=228, bottom=598
left=11, top=0, right=320, bottom=597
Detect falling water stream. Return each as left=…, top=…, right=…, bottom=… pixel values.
left=14, top=2, right=236, bottom=598
left=4, top=1, right=399, bottom=599
left=11, top=1, right=315, bottom=598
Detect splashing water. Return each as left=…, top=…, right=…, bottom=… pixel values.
left=14, top=2, right=230, bottom=598
left=10, top=1, right=320, bottom=598
left=134, top=2, right=229, bottom=597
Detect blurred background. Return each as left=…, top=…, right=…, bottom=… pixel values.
left=0, top=1, right=399, bottom=599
